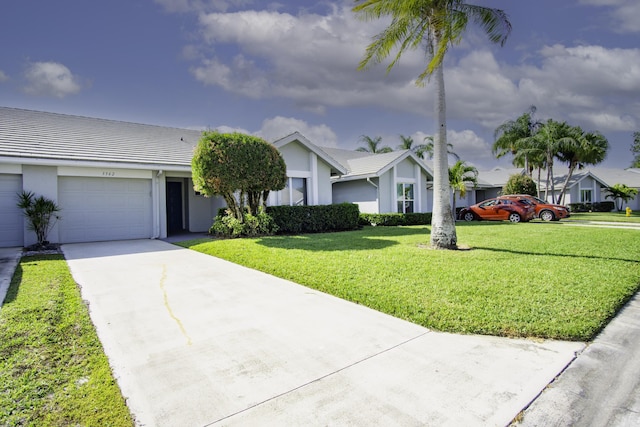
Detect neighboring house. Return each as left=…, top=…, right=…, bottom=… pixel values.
left=465, top=166, right=640, bottom=210
left=550, top=167, right=640, bottom=209
left=270, top=132, right=347, bottom=207
left=0, top=108, right=341, bottom=248
left=322, top=147, right=434, bottom=214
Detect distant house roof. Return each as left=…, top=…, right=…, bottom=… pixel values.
left=0, top=107, right=203, bottom=170
left=475, top=167, right=526, bottom=187
left=320, top=147, right=434, bottom=182
left=272, top=132, right=348, bottom=175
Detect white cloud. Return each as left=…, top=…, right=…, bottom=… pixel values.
left=185, top=3, right=639, bottom=142
left=447, top=130, right=494, bottom=165
left=23, top=62, right=82, bottom=98
left=0, top=70, right=8, bottom=82
left=257, top=116, right=339, bottom=147
left=190, top=4, right=418, bottom=112
left=579, top=0, right=640, bottom=33
left=513, top=44, right=640, bottom=131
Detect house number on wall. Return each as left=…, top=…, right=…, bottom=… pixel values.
left=102, top=171, right=116, bottom=177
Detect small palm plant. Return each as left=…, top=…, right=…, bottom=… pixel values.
left=16, top=191, right=61, bottom=247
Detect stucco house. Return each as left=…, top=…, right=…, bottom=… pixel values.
left=321, top=147, right=434, bottom=214
left=0, top=108, right=343, bottom=248
left=468, top=166, right=640, bottom=210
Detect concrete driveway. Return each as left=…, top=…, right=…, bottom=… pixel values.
left=62, top=239, right=583, bottom=427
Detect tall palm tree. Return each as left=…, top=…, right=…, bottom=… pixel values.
left=398, top=134, right=430, bottom=159
left=448, top=160, right=478, bottom=218
left=556, top=129, right=609, bottom=204
left=356, top=135, right=393, bottom=153
left=527, top=119, right=578, bottom=203
left=353, top=0, right=511, bottom=249
left=493, top=106, right=541, bottom=174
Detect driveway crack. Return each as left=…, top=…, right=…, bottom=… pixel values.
left=160, top=264, right=192, bottom=346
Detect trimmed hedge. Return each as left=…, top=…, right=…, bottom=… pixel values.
left=567, top=201, right=615, bottom=213
left=359, top=212, right=432, bottom=226
left=265, top=203, right=360, bottom=234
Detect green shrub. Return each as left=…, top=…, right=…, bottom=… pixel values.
left=359, top=212, right=432, bottom=226
left=568, top=201, right=615, bottom=213
left=266, top=203, right=360, bottom=234
left=210, top=209, right=279, bottom=238
left=502, top=174, right=537, bottom=196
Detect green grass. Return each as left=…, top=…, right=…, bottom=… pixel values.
left=568, top=211, right=640, bottom=223
left=179, top=223, right=640, bottom=341
left=0, top=255, right=133, bottom=427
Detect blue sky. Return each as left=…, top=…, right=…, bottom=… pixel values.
left=1, top=0, right=639, bottom=169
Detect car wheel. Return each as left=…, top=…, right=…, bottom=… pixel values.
left=463, top=212, right=475, bottom=222
left=540, top=210, right=555, bottom=221
left=508, top=213, right=521, bottom=223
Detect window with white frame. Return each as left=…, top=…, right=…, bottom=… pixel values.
left=280, top=177, right=308, bottom=206
left=580, top=188, right=592, bottom=203
left=397, top=183, right=414, bottom=213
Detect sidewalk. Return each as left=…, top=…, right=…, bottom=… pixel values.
left=516, top=293, right=640, bottom=426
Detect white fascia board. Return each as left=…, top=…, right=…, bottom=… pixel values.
left=273, top=132, right=348, bottom=175
left=331, top=173, right=378, bottom=183
left=0, top=155, right=192, bottom=172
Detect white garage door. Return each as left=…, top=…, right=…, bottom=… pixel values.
left=0, top=174, right=24, bottom=247
left=58, top=177, right=152, bottom=243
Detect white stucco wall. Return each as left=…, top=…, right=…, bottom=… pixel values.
left=332, top=179, right=379, bottom=213
left=316, top=160, right=333, bottom=205
left=22, top=165, right=59, bottom=246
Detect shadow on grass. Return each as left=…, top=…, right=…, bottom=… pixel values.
left=256, top=226, right=430, bottom=252
left=473, top=246, right=640, bottom=264
left=3, top=264, right=22, bottom=305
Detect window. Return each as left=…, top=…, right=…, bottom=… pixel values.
left=281, top=177, right=308, bottom=206
left=397, top=183, right=414, bottom=213
left=580, top=189, right=592, bottom=203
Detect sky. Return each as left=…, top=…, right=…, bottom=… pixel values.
left=1, top=0, right=639, bottom=170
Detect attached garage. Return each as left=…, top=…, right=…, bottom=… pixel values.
left=58, top=176, right=153, bottom=243
left=0, top=174, right=24, bottom=247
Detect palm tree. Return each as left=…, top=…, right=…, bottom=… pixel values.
left=397, top=134, right=430, bottom=159
left=493, top=106, right=541, bottom=174
left=527, top=119, right=578, bottom=203
left=448, top=160, right=478, bottom=218
left=423, top=136, right=459, bottom=161
left=605, top=184, right=639, bottom=211
left=356, top=135, right=393, bottom=153
left=556, top=129, right=609, bottom=204
left=353, top=0, right=511, bottom=249
left=631, top=131, right=640, bottom=168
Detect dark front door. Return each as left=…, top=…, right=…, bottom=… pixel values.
left=166, top=181, right=184, bottom=234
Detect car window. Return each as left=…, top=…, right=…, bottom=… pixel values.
left=480, top=200, right=497, bottom=207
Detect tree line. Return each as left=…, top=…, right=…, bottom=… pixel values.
left=492, top=106, right=610, bottom=204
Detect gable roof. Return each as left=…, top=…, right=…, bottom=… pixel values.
left=271, top=131, right=348, bottom=174
left=320, top=147, right=434, bottom=182
left=0, top=107, right=202, bottom=169
left=475, top=167, right=526, bottom=187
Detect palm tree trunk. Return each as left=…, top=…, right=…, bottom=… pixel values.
left=429, top=49, right=457, bottom=250
left=558, top=162, right=576, bottom=205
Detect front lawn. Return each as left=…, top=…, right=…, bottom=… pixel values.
left=179, top=223, right=640, bottom=341
left=568, top=211, right=640, bottom=223
left=0, top=255, right=133, bottom=426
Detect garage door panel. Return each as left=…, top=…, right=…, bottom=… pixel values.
left=58, top=177, right=152, bottom=243
left=0, top=174, right=24, bottom=247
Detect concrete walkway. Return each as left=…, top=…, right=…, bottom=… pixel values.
left=0, top=247, right=22, bottom=310
left=516, top=293, right=640, bottom=426
left=61, top=239, right=583, bottom=427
